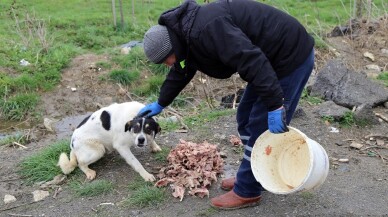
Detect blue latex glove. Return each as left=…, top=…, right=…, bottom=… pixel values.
left=268, top=106, right=289, bottom=134
left=138, top=102, right=164, bottom=118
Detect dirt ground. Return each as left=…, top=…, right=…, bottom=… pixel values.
left=1, top=20, right=388, bottom=216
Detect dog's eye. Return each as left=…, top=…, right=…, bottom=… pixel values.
left=132, top=123, right=141, bottom=133
left=144, top=127, right=152, bottom=134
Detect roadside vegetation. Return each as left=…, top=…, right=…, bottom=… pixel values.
left=1, top=0, right=386, bottom=122
left=2, top=0, right=386, bottom=208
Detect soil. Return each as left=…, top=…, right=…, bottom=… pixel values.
left=1, top=20, right=388, bottom=217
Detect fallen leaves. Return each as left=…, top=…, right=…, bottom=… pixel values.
left=155, top=140, right=224, bottom=201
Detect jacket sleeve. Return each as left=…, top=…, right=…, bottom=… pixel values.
left=198, top=17, right=283, bottom=111
left=157, top=64, right=196, bottom=107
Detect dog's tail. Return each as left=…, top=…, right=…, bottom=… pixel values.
left=58, top=150, right=78, bottom=174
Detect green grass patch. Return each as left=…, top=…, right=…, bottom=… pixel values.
left=159, top=118, right=181, bottom=132
left=195, top=207, right=219, bottom=217
left=339, top=111, right=355, bottom=128
left=0, top=132, right=28, bottom=146
left=124, top=176, right=166, bottom=207
left=108, top=69, right=140, bottom=85
left=19, top=140, right=70, bottom=184
left=96, top=61, right=112, bottom=70
left=153, top=146, right=171, bottom=163
left=183, top=109, right=235, bottom=129
left=300, top=191, right=315, bottom=200
left=133, top=74, right=165, bottom=96
left=376, top=72, right=388, bottom=87
left=0, top=93, right=40, bottom=121
left=301, top=88, right=322, bottom=105
left=69, top=179, right=114, bottom=197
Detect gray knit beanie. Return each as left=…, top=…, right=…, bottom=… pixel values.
left=143, top=25, right=173, bottom=64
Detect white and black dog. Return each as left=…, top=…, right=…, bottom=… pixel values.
left=58, top=101, right=161, bottom=181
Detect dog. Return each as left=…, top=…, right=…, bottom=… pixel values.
left=58, top=101, right=161, bottom=182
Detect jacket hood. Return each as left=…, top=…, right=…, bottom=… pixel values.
left=158, top=0, right=200, bottom=44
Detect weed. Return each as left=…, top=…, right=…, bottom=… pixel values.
left=0, top=132, right=28, bottom=146
left=183, top=109, right=235, bottom=128
left=153, top=146, right=171, bottom=163
left=133, top=75, right=165, bottom=96
left=124, top=176, right=166, bottom=207
left=322, top=115, right=335, bottom=123
left=376, top=71, right=388, bottom=87
left=19, top=140, right=70, bottom=184
left=96, top=61, right=112, bottom=70
left=0, top=93, right=39, bottom=121
left=147, top=63, right=170, bottom=75
left=195, top=207, right=218, bottom=217
left=159, top=118, right=180, bottom=132
left=300, top=191, right=314, bottom=200
left=339, top=111, right=355, bottom=128
left=301, top=88, right=322, bottom=105
left=69, top=179, right=114, bottom=197
left=108, top=69, right=140, bottom=85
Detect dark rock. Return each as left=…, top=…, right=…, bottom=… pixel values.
left=310, top=60, right=388, bottom=108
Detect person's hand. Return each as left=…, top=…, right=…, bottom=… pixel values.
left=268, top=106, right=289, bottom=133
left=138, top=102, right=164, bottom=118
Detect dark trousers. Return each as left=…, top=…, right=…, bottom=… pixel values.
left=233, top=49, right=315, bottom=197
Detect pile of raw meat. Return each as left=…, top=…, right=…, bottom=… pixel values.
left=155, top=140, right=224, bottom=201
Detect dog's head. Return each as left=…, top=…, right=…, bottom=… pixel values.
left=124, top=117, right=161, bottom=147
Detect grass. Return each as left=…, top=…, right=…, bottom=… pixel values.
left=376, top=71, right=388, bottom=87
left=69, top=179, right=114, bottom=197
left=183, top=108, right=235, bottom=129
left=300, top=191, right=315, bottom=200
left=153, top=146, right=171, bottom=163
left=0, top=132, right=28, bottom=146
left=108, top=69, right=140, bottom=85
left=301, top=88, right=323, bottom=105
left=124, top=176, right=166, bottom=208
left=323, top=111, right=370, bottom=128
left=19, top=140, right=70, bottom=184
left=0, top=0, right=386, bottom=122
left=195, top=207, right=219, bottom=217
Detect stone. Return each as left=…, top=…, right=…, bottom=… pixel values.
left=32, top=190, right=50, bottom=202
left=4, top=194, right=17, bottom=204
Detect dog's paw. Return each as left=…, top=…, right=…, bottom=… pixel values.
left=86, top=170, right=96, bottom=180
left=141, top=172, right=156, bottom=182
left=151, top=145, right=162, bottom=153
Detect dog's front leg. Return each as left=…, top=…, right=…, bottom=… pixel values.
left=150, top=141, right=162, bottom=152
left=114, top=145, right=155, bottom=182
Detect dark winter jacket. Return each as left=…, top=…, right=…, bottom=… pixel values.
left=157, top=0, right=314, bottom=110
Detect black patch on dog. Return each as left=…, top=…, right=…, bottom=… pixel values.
left=124, top=122, right=131, bottom=132
left=100, top=110, right=111, bottom=131
left=76, top=115, right=91, bottom=129
left=125, top=117, right=161, bottom=136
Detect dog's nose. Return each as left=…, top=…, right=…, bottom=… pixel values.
left=138, top=137, right=145, bottom=144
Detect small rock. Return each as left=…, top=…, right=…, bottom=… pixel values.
left=330, top=127, right=339, bottom=133
left=219, top=151, right=227, bottom=158
left=338, top=158, right=349, bottom=163
left=71, top=87, right=77, bottom=92
left=349, top=142, right=363, bottom=149
left=363, top=52, right=375, bottom=62
left=20, top=59, right=31, bottom=66
left=4, top=194, right=17, bottom=204
left=365, top=64, right=381, bottom=71
left=44, top=117, right=58, bottom=132
left=381, top=48, right=388, bottom=55
left=32, top=190, right=50, bottom=202
left=121, top=47, right=131, bottom=55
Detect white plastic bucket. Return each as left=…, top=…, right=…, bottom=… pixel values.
left=251, top=127, right=329, bottom=194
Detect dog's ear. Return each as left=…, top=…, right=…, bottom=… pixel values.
left=124, top=120, right=133, bottom=132
left=155, top=122, right=161, bottom=136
